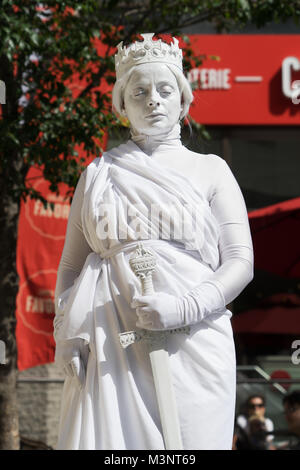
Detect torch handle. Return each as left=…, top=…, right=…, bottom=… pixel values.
left=142, top=273, right=155, bottom=295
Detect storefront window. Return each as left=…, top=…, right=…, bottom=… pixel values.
left=230, top=135, right=300, bottom=211
left=186, top=126, right=300, bottom=211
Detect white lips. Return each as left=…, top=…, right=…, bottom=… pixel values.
left=145, top=113, right=166, bottom=118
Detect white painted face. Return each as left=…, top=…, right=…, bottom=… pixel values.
left=123, top=63, right=182, bottom=136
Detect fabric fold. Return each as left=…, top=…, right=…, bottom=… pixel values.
left=55, top=252, right=103, bottom=344
left=81, top=141, right=221, bottom=270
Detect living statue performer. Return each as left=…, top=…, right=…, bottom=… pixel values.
left=53, top=33, right=254, bottom=450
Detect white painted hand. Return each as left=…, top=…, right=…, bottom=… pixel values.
left=55, top=338, right=89, bottom=390
left=131, top=281, right=226, bottom=331
left=131, top=293, right=185, bottom=330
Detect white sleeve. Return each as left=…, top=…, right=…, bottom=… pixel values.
left=54, top=170, right=92, bottom=337
left=183, top=157, right=254, bottom=322
left=208, top=157, right=254, bottom=305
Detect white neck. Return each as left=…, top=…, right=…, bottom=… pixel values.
left=130, top=123, right=182, bottom=156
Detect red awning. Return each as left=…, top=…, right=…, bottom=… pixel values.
left=233, top=199, right=300, bottom=334
left=232, top=306, right=300, bottom=335
left=248, top=197, right=300, bottom=278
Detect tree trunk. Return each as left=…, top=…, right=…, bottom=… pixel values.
left=0, top=52, right=25, bottom=450
left=0, top=191, right=20, bottom=449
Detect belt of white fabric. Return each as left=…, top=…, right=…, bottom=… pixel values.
left=99, top=239, right=185, bottom=261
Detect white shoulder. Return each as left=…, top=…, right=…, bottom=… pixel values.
left=84, top=156, right=106, bottom=191
left=86, top=156, right=103, bottom=172
left=180, top=148, right=228, bottom=200
left=185, top=148, right=225, bottom=169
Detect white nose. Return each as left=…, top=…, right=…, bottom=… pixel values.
left=147, top=89, right=160, bottom=108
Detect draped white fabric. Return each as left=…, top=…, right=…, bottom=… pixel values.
left=54, top=138, right=252, bottom=449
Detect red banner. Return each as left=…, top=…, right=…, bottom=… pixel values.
left=16, top=169, right=70, bottom=369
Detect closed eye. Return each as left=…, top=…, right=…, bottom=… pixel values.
left=159, top=87, right=173, bottom=97
left=134, top=88, right=146, bottom=96
left=160, top=90, right=171, bottom=97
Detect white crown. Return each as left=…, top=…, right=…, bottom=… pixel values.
left=115, top=33, right=183, bottom=80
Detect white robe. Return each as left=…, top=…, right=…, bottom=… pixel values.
left=54, top=137, right=253, bottom=450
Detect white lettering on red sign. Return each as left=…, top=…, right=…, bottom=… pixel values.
left=33, top=200, right=70, bottom=219
left=187, top=68, right=231, bottom=90
left=282, top=56, right=300, bottom=101
left=26, top=294, right=55, bottom=314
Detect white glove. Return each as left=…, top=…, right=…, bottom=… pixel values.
left=54, top=338, right=89, bottom=390
left=131, top=280, right=226, bottom=331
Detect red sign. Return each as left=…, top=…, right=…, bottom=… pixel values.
left=188, top=35, right=300, bottom=125
left=15, top=167, right=69, bottom=369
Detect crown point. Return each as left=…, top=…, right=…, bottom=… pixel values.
left=141, top=33, right=155, bottom=42
left=117, top=41, right=123, bottom=51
